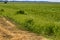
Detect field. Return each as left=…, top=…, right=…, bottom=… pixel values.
left=0, top=2, right=60, bottom=40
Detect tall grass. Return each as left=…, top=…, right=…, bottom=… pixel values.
left=0, top=2, right=60, bottom=40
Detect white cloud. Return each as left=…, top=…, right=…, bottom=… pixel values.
left=48, top=0, right=60, bottom=2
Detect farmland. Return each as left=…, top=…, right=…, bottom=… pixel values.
left=0, top=2, right=60, bottom=40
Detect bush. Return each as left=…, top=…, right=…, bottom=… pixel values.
left=16, top=10, right=27, bottom=15
left=4, top=1, right=8, bottom=4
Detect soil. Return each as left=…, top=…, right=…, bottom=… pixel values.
left=0, top=17, right=49, bottom=40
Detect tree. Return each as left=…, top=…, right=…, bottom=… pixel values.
left=4, top=0, right=8, bottom=4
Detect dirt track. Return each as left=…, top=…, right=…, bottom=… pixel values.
left=0, top=17, right=49, bottom=40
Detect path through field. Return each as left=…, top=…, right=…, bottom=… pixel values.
left=0, top=17, right=49, bottom=40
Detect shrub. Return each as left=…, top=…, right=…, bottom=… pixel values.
left=4, top=1, right=8, bottom=4
left=16, top=10, right=27, bottom=15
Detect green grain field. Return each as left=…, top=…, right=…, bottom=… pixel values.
left=0, top=2, right=60, bottom=40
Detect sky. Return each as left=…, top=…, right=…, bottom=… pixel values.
left=8, top=0, right=48, bottom=1
left=8, top=0, right=60, bottom=2
left=48, top=0, right=60, bottom=2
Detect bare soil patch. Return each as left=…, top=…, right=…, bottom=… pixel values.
left=0, top=17, right=49, bottom=40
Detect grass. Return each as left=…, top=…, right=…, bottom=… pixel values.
left=0, top=2, right=60, bottom=40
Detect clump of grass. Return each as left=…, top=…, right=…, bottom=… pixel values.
left=0, top=9, right=4, bottom=12
left=44, top=24, right=55, bottom=36
left=16, top=10, right=27, bottom=15
left=23, top=20, right=60, bottom=37
left=0, top=9, right=4, bottom=16
left=24, top=18, right=34, bottom=31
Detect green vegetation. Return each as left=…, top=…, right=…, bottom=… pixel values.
left=0, top=2, right=60, bottom=40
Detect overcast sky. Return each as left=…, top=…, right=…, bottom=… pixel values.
left=8, top=0, right=60, bottom=2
